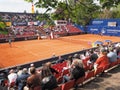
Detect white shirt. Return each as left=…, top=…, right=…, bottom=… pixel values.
left=8, top=73, right=17, bottom=84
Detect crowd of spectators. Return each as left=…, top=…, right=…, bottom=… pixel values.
left=0, top=42, right=120, bottom=90
left=0, top=12, right=82, bottom=41
left=0, top=12, right=37, bottom=22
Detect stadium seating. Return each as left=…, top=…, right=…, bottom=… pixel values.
left=66, top=25, right=82, bottom=34
left=54, top=85, right=62, bottom=90
left=94, top=67, right=103, bottom=76
left=109, top=61, right=118, bottom=68
left=75, top=76, right=85, bottom=87
left=85, top=70, right=94, bottom=81
left=61, top=79, right=75, bottom=90
left=102, top=64, right=110, bottom=72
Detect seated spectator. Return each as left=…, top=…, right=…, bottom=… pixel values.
left=40, top=66, right=58, bottom=90
left=66, top=55, right=73, bottom=69
left=27, top=67, right=41, bottom=90
left=107, top=48, right=117, bottom=63
left=16, top=66, right=23, bottom=76
left=0, top=71, right=8, bottom=87
left=62, top=55, right=73, bottom=72
left=89, top=50, right=98, bottom=63
left=80, top=54, right=86, bottom=60
left=56, top=56, right=65, bottom=63
left=28, top=63, right=34, bottom=74
left=45, top=62, right=58, bottom=75
left=94, top=48, right=110, bottom=70
left=16, top=68, right=30, bottom=90
left=115, top=46, right=120, bottom=58
left=63, top=59, right=85, bottom=83
left=52, top=53, right=56, bottom=58
left=85, top=50, right=91, bottom=57
left=86, top=50, right=98, bottom=69
left=7, top=69, right=17, bottom=90
left=73, top=54, right=80, bottom=59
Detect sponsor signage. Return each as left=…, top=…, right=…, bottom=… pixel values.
left=12, top=22, right=27, bottom=26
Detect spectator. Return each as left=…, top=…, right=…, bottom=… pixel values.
left=62, top=55, right=73, bottom=72
left=73, top=54, right=80, bottom=59
left=7, top=69, right=17, bottom=90
left=28, top=63, right=34, bottom=74
left=16, top=66, right=23, bottom=76
left=40, top=66, right=58, bottom=90
left=94, top=48, right=110, bottom=70
left=89, top=50, right=98, bottom=63
left=45, top=62, right=58, bottom=75
left=0, top=71, right=8, bottom=87
left=63, top=59, right=85, bottom=83
left=16, top=68, right=30, bottom=90
left=66, top=55, right=73, bottom=68
left=56, top=56, right=65, bottom=63
left=115, top=45, right=120, bottom=58
left=51, top=53, right=56, bottom=58
left=80, top=54, right=86, bottom=60
left=27, top=67, right=41, bottom=90
left=107, top=48, right=117, bottom=63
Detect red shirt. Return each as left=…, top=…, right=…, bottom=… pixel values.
left=95, top=55, right=109, bottom=68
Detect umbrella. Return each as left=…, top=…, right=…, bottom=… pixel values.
left=94, top=41, right=103, bottom=45
left=104, top=40, right=112, bottom=43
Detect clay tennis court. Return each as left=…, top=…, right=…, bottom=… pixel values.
left=0, top=34, right=120, bottom=68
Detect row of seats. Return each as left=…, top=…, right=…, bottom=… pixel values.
left=53, top=59, right=120, bottom=90
left=66, top=25, right=82, bottom=33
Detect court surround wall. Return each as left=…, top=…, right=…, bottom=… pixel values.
left=87, top=19, right=120, bottom=36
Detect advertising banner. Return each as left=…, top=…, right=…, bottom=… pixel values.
left=28, top=21, right=38, bottom=26
left=12, top=22, right=27, bottom=26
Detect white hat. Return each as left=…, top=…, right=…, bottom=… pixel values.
left=30, top=63, right=34, bottom=67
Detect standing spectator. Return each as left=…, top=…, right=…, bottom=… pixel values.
left=16, top=68, right=30, bottom=90
left=27, top=67, right=41, bottom=90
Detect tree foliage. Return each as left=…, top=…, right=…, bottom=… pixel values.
left=25, top=0, right=58, bottom=13
left=52, top=0, right=101, bottom=25
left=24, top=0, right=120, bottom=25
left=99, top=0, right=120, bottom=9
left=0, top=16, right=6, bottom=30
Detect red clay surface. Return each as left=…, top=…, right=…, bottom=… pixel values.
left=0, top=34, right=119, bottom=68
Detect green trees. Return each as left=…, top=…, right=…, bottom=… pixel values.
left=98, top=0, right=120, bottom=19
left=24, top=0, right=120, bottom=25
left=52, top=0, right=101, bottom=26
left=99, top=0, right=120, bottom=9
left=0, top=16, right=6, bottom=30
left=0, top=16, right=8, bottom=34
